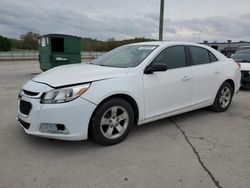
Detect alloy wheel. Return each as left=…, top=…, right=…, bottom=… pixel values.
left=219, top=87, right=231, bottom=108
left=100, top=106, right=129, bottom=139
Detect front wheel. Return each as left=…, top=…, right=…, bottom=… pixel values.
left=91, top=98, right=134, bottom=145
left=211, top=82, right=233, bottom=112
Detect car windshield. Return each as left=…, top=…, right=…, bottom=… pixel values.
left=90, top=45, right=158, bottom=68
left=231, top=53, right=250, bottom=63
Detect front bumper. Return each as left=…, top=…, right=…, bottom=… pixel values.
left=241, top=71, right=250, bottom=86
left=17, top=95, right=96, bottom=141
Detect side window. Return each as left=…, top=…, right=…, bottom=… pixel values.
left=152, top=46, right=186, bottom=69
left=189, top=46, right=210, bottom=65
left=209, top=52, right=218, bottom=62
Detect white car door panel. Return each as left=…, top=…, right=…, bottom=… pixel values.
left=143, top=67, right=193, bottom=119
left=143, top=45, right=193, bottom=119
left=188, top=46, right=223, bottom=106
left=191, top=63, right=222, bottom=105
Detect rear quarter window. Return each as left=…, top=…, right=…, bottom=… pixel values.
left=209, top=52, right=218, bottom=62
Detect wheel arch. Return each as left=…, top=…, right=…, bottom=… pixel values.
left=224, top=79, right=235, bottom=94
left=88, top=93, right=139, bottom=138
left=211, top=79, right=235, bottom=112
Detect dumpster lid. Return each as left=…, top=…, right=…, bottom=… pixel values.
left=39, top=34, right=81, bottom=39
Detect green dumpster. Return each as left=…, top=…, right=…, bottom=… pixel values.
left=38, top=34, right=81, bottom=71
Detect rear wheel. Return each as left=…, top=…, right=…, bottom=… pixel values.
left=211, top=82, right=233, bottom=112
left=91, top=98, right=134, bottom=145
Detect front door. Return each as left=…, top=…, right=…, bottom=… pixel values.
left=143, top=45, right=193, bottom=119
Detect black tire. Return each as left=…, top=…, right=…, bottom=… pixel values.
left=91, top=98, right=134, bottom=145
left=211, top=82, right=233, bottom=112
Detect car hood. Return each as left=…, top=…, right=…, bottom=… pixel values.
left=240, top=63, right=250, bottom=71
left=32, top=64, right=129, bottom=87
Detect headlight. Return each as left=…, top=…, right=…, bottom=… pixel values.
left=41, top=84, right=90, bottom=104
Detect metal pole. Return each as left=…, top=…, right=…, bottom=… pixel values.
left=159, top=0, right=165, bottom=41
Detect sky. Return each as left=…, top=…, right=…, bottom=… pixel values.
left=0, top=0, right=250, bottom=42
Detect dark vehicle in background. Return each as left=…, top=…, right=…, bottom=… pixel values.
left=221, top=46, right=238, bottom=57
left=231, top=50, right=250, bottom=89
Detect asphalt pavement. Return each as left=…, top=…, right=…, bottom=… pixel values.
left=0, top=61, right=249, bottom=188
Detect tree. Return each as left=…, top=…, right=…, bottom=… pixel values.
left=20, top=32, right=40, bottom=50
left=0, top=35, right=11, bottom=51
left=80, top=37, right=156, bottom=52
left=10, top=39, right=22, bottom=50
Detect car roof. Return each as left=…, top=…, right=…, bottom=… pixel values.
left=129, top=41, right=209, bottom=48
left=129, top=41, right=227, bottom=60
left=239, top=46, right=250, bottom=49
left=235, top=49, right=250, bottom=54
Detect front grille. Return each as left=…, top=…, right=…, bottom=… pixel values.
left=19, top=100, right=32, bottom=115
left=18, top=118, right=30, bottom=129
left=23, top=90, right=39, bottom=97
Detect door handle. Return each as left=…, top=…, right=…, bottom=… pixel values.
left=182, top=75, right=191, bottom=81
left=214, top=69, right=221, bottom=74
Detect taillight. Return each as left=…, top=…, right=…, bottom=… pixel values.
left=236, top=62, right=241, bottom=69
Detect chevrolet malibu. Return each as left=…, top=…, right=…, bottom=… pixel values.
left=17, top=42, right=241, bottom=145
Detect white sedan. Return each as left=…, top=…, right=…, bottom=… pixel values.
left=231, top=50, right=250, bottom=89
left=17, top=42, right=241, bottom=145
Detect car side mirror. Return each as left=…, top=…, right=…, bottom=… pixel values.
left=144, top=63, right=168, bottom=74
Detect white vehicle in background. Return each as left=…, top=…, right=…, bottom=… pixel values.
left=17, top=42, right=241, bottom=145
left=231, top=49, right=250, bottom=89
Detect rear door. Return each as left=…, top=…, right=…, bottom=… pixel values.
left=188, top=46, right=222, bottom=106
